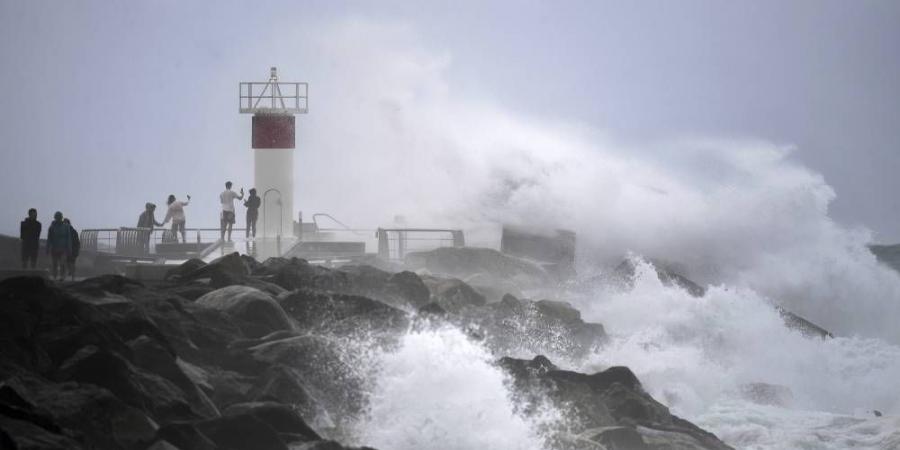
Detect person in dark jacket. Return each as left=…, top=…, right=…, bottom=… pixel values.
left=20, top=208, right=41, bottom=268
left=137, top=202, right=163, bottom=253
left=46, top=211, right=72, bottom=281
left=63, top=218, right=80, bottom=281
left=244, top=188, right=261, bottom=238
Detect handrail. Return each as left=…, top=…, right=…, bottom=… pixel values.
left=312, top=213, right=368, bottom=236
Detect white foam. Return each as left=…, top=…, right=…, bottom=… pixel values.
left=572, top=259, right=900, bottom=448
left=353, top=326, right=555, bottom=450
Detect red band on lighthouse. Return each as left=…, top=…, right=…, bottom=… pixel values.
left=252, top=114, right=295, bottom=149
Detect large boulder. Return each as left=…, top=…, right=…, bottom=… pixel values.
left=455, top=294, right=606, bottom=360
left=278, top=288, right=409, bottom=338
left=194, top=413, right=289, bottom=450
left=500, top=356, right=732, bottom=450
left=56, top=345, right=196, bottom=422
left=249, top=336, right=367, bottom=425
left=1, top=373, right=158, bottom=449
left=171, top=252, right=251, bottom=287
left=222, top=402, right=320, bottom=444
left=195, top=286, right=296, bottom=339
left=419, top=276, right=486, bottom=314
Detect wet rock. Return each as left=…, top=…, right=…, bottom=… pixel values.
left=195, top=413, right=288, bottom=450
left=56, top=345, right=196, bottom=421
left=222, top=402, right=320, bottom=443
left=458, top=294, right=606, bottom=359
left=195, top=285, right=296, bottom=339
left=2, top=374, right=158, bottom=449
left=581, top=426, right=649, bottom=450
left=249, top=336, right=366, bottom=422
left=278, top=288, right=409, bottom=337
left=420, top=276, right=486, bottom=313
left=500, top=356, right=732, bottom=450
left=776, top=306, right=833, bottom=339
left=156, top=422, right=217, bottom=450
left=128, top=335, right=220, bottom=418
left=175, top=252, right=251, bottom=287
left=161, top=282, right=216, bottom=301
left=615, top=259, right=706, bottom=297
left=386, top=270, right=431, bottom=308
left=0, top=415, right=83, bottom=450
left=165, top=258, right=207, bottom=281
left=271, top=258, right=351, bottom=292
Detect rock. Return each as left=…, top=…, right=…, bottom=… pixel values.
left=0, top=415, right=84, bottom=450
left=454, top=294, right=606, bottom=359
left=222, top=402, right=320, bottom=443
left=156, top=422, right=217, bottom=450
left=56, top=345, right=196, bottom=421
left=278, top=288, right=409, bottom=338
left=420, top=276, right=486, bottom=313
left=385, top=270, right=431, bottom=308
left=175, top=252, right=251, bottom=287
left=195, top=413, right=288, bottom=450
left=615, top=259, right=707, bottom=297
left=147, top=440, right=182, bottom=450
left=338, top=265, right=431, bottom=309
left=499, top=356, right=733, bottom=450
left=195, top=286, right=296, bottom=338
left=775, top=306, right=833, bottom=339
left=161, top=282, right=216, bottom=301
left=128, top=335, right=220, bottom=418
left=271, top=258, right=351, bottom=292
left=165, top=258, right=207, bottom=281
left=581, top=426, right=649, bottom=450
left=2, top=373, right=158, bottom=449
left=249, top=336, right=366, bottom=422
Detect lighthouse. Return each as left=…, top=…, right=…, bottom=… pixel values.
left=239, top=67, right=308, bottom=238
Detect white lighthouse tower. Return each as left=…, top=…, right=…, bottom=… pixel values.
left=239, top=67, right=308, bottom=239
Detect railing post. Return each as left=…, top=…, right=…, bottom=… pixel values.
left=376, top=228, right=388, bottom=260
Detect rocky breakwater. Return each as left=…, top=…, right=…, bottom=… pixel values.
left=0, top=252, right=732, bottom=450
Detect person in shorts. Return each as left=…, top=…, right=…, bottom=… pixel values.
left=162, top=194, right=191, bottom=243
left=219, top=181, right=243, bottom=242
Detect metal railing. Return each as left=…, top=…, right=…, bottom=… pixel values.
left=376, top=228, right=465, bottom=260
left=81, top=227, right=247, bottom=257
left=239, top=81, right=308, bottom=114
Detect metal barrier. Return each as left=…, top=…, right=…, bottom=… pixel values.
left=376, top=228, right=465, bottom=260
left=81, top=227, right=247, bottom=257
left=116, top=227, right=152, bottom=257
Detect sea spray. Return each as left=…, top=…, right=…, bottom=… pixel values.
left=572, top=258, right=900, bottom=448
left=354, top=326, right=557, bottom=450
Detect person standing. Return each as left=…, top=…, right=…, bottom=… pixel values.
left=46, top=212, right=72, bottom=281
left=162, top=194, right=191, bottom=243
left=244, top=188, right=261, bottom=238
left=137, top=203, right=164, bottom=253
left=19, top=208, right=42, bottom=269
left=63, top=218, right=80, bottom=281
left=219, top=181, right=243, bottom=242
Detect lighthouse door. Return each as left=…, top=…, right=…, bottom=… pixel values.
left=262, top=188, right=284, bottom=238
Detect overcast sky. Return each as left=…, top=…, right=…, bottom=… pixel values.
left=1, top=0, right=899, bottom=241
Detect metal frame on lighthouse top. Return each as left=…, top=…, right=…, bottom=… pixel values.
left=239, top=67, right=308, bottom=114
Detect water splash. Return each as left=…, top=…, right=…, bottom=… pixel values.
left=353, top=326, right=557, bottom=450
